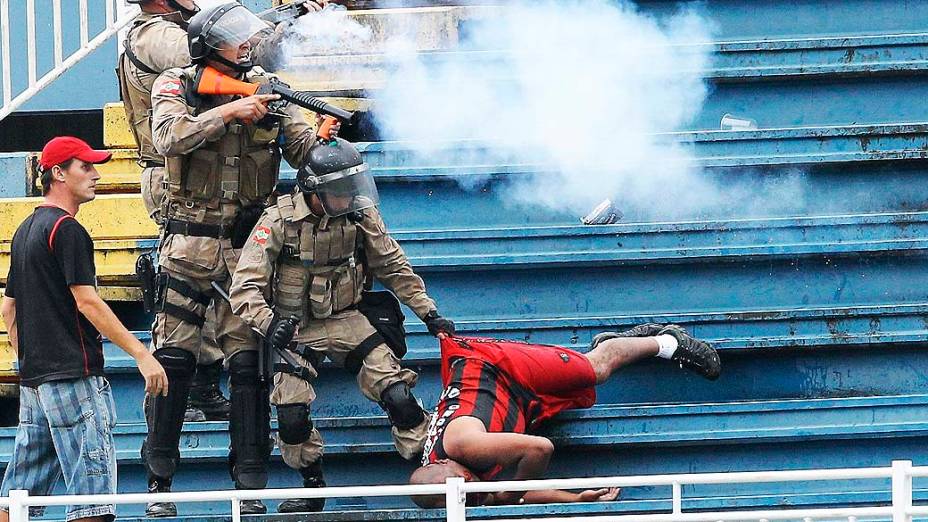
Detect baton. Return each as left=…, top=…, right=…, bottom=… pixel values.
left=210, top=282, right=308, bottom=378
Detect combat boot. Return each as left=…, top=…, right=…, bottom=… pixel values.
left=591, top=323, right=664, bottom=349
left=660, top=325, right=721, bottom=380
left=184, top=405, right=206, bottom=422
left=188, top=361, right=231, bottom=421
left=278, top=460, right=326, bottom=513
left=240, top=500, right=267, bottom=515
left=145, top=479, right=176, bottom=518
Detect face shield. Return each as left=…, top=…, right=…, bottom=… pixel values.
left=202, top=4, right=268, bottom=53
left=315, top=164, right=380, bottom=217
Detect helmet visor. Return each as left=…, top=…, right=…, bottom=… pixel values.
left=204, top=5, right=269, bottom=51
left=317, top=164, right=380, bottom=217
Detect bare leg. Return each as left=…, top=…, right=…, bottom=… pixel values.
left=0, top=509, right=8, bottom=522
left=585, top=337, right=659, bottom=384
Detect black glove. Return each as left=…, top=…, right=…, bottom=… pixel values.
left=267, top=314, right=298, bottom=351
left=423, top=310, right=455, bottom=337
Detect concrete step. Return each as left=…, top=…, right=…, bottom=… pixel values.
left=2, top=207, right=926, bottom=285
left=102, top=29, right=928, bottom=148
left=6, top=301, right=928, bottom=422
left=71, top=121, right=928, bottom=199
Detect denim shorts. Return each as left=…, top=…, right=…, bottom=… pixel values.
left=0, top=376, right=118, bottom=521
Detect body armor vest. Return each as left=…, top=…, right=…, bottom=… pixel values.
left=117, top=17, right=164, bottom=164
left=164, top=65, right=282, bottom=223
left=273, top=194, right=366, bottom=323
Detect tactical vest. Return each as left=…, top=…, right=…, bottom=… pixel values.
left=164, top=66, right=282, bottom=221
left=272, top=194, right=366, bottom=323
left=117, top=17, right=162, bottom=164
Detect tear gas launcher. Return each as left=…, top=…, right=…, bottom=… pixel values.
left=194, top=65, right=356, bottom=139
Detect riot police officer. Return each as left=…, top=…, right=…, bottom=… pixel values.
left=144, top=3, right=320, bottom=516
left=119, top=0, right=323, bottom=431
left=229, top=137, right=454, bottom=513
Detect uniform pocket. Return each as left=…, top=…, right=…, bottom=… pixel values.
left=184, top=148, right=221, bottom=200
left=239, top=146, right=279, bottom=201
left=162, top=234, right=222, bottom=272
left=309, top=273, right=333, bottom=319
left=332, top=264, right=361, bottom=312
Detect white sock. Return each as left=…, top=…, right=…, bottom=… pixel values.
left=655, top=334, right=679, bottom=359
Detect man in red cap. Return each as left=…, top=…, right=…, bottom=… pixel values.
left=0, top=137, right=167, bottom=522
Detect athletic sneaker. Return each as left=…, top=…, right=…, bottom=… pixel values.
left=591, top=323, right=664, bottom=349
left=660, top=325, right=721, bottom=380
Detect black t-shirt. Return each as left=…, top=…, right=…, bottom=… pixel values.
left=5, top=205, right=104, bottom=387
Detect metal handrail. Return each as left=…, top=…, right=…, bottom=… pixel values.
left=1, top=460, right=923, bottom=522
left=0, top=0, right=139, bottom=120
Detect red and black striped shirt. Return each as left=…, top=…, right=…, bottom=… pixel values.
left=421, top=355, right=539, bottom=480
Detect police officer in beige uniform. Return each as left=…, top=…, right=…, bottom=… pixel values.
left=118, top=0, right=322, bottom=424
left=144, top=3, right=320, bottom=516
left=229, top=139, right=455, bottom=513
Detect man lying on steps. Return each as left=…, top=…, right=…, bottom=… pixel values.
left=409, top=324, right=721, bottom=507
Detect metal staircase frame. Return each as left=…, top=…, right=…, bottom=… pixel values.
left=0, top=0, right=139, bottom=120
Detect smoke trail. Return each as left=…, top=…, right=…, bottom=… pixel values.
left=372, top=0, right=723, bottom=219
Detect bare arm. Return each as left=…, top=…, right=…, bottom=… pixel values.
left=443, top=417, right=619, bottom=505
left=516, top=488, right=619, bottom=505
left=1, top=297, right=16, bottom=355
left=70, top=285, right=168, bottom=396
left=443, top=417, right=554, bottom=504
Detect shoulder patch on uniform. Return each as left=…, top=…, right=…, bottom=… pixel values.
left=252, top=225, right=271, bottom=245
left=157, top=79, right=183, bottom=96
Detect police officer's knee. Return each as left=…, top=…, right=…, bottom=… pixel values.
left=153, top=348, right=196, bottom=377
left=379, top=381, right=424, bottom=430
left=228, top=351, right=260, bottom=386
left=277, top=404, right=313, bottom=445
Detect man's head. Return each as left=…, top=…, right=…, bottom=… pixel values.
left=297, top=139, right=379, bottom=218
left=129, top=0, right=199, bottom=20
left=409, top=460, right=488, bottom=508
left=38, top=137, right=111, bottom=201
left=187, top=3, right=268, bottom=74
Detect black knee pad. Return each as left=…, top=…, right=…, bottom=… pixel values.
left=276, top=404, right=313, bottom=445
left=228, top=351, right=260, bottom=386
left=153, top=347, right=196, bottom=377
left=379, top=381, right=425, bottom=430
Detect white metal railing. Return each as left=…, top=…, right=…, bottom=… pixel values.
left=0, top=0, right=139, bottom=120
left=0, top=460, right=925, bottom=522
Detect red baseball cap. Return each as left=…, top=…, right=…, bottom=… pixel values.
left=39, top=136, right=112, bottom=171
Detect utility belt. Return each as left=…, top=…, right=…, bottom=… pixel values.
left=164, top=218, right=233, bottom=240
left=141, top=160, right=165, bottom=169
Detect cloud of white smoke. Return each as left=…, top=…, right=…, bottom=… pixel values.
left=372, top=0, right=723, bottom=219
left=278, top=1, right=810, bottom=222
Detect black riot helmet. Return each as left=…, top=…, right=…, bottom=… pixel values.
left=187, top=2, right=268, bottom=73
left=297, top=138, right=380, bottom=218
left=127, top=0, right=199, bottom=22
